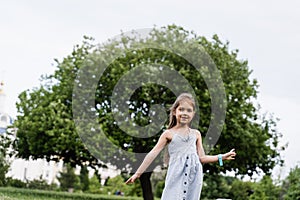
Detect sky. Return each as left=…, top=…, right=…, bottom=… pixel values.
left=0, top=0, right=299, bottom=179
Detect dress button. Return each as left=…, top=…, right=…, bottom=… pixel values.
left=184, top=182, right=187, bottom=185
left=184, top=190, right=186, bottom=193
left=185, top=173, right=187, bottom=176
left=186, top=164, right=188, bottom=167
left=186, top=156, right=189, bottom=159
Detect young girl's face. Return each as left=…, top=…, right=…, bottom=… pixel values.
left=174, top=100, right=195, bottom=126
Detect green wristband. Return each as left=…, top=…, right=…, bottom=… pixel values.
left=218, top=154, right=223, bottom=166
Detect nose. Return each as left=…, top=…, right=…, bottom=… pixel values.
left=182, top=111, right=188, bottom=116
left=182, top=110, right=188, bottom=115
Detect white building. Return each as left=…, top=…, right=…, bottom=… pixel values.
left=0, top=80, right=119, bottom=185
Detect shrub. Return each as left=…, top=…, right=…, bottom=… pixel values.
left=155, top=180, right=164, bottom=198
left=27, top=177, right=57, bottom=190
left=6, top=177, right=27, bottom=188
left=57, top=163, right=80, bottom=191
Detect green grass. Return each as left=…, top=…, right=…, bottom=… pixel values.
left=0, top=187, right=144, bottom=200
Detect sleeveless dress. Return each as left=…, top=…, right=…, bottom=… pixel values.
left=161, top=130, right=203, bottom=200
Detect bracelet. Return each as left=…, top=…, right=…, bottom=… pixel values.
left=218, top=154, right=223, bottom=166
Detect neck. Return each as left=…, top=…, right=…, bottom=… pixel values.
left=175, top=124, right=189, bottom=129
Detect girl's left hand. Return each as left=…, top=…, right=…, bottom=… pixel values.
left=223, top=149, right=236, bottom=160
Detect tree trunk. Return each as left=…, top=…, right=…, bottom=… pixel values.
left=140, top=171, right=154, bottom=200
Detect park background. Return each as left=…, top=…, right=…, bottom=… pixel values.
left=0, top=0, right=299, bottom=199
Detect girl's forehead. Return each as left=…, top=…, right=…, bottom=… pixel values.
left=178, top=100, right=194, bottom=108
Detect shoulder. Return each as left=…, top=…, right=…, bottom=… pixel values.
left=160, top=129, right=173, bottom=141
left=190, top=128, right=201, bottom=134
left=191, top=128, right=201, bottom=138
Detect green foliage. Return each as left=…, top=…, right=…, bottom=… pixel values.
left=282, top=166, right=300, bottom=200
left=5, top=176, right=57, bottom=190
left=0, top=152, right=9, bottom=186
left=12, top=25, right=283, bottom=176
left=87, top=174, right=142, bottom=197
left=230, top=179, right=255, bottom=200
left=249, top=175, right=280, bottom=200
left=201, top=174, right=234, bottom=199
left=0, top=187, right=143, bottom=200
left=150, top=169, right=166, bottom=198
left=12, top=39, right=102, bottom=168
left=201, top=174, right=281, bottom=200
left=6, top=178, right=27, bottom=188
left=87, top=174, right=102, bottom=194
left=12, top=24, right=284, bottom=198
left=27, top=176, right=57, bottom=190
left=57, top=164, right=80, bottom=191
left=0, top=133, right=12, bottom=186
left=105, top=175, right=142, bottom=197
left=79, top=165, right=90, bottom=191
left=154, top=180, right=164, bottom=198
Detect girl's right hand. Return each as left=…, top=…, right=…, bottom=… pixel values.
left=125, top=174, right=140, bottom=184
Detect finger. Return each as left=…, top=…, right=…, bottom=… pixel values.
left=125, top=178, right=132, bottom=184
left=230, top=148, right=235, bottom=152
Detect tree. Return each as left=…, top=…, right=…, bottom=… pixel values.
left=282, top=165, right=300, bottom=199
left=79, top=165, right=89, bottom=191
left=12, top=39, right=104, bottom=168
left=249, top=175, right=280, bottom=200
left=12, top=25, right=283, bottom=199
left=201, top=174, right=234, bottom=199
left=87, top=174, right=102, bottom=194
left=57, top=163, right=80, bottom=192
left=230, top=179, right=255, bottom=200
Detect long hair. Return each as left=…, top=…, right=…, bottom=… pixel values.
left=167, top=93, right=196, bottom=129
left=164, top=93, right=196, bottom=167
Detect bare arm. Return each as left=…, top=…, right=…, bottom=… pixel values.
left=196, top=130, right=236, bottom=164
left=125, top=130, right=170, bottom=184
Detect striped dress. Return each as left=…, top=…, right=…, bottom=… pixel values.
left=161, top=130, right=203, bottom=200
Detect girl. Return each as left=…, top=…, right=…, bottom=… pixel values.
left=126, top=93, right=236, bottom=199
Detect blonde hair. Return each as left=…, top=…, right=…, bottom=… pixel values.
left=167, top=93, right=196, bottom=129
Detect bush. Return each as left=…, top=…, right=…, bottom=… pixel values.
left=249, top=175, right=281, bottom=200
left=88, top=174, right=102, bottom=194
left=80, top=165, right=90, bottom=191
left=27, top=177, right=57, bottom=190
left=0, top=146, right=10, bottom=186
left=282, top=166, right=300, bottom=200
left=57, top=164, right=80, bottom=191
left=6, top=177, right=27, bottom=188
left=154, top=180, right=164, bottom=198
left=230, top=179, right=255, bottom=200
left=88, top=175, right=143, bottom=197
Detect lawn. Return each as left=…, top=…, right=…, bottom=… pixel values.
left=0, top=187, right=144, bottom=200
